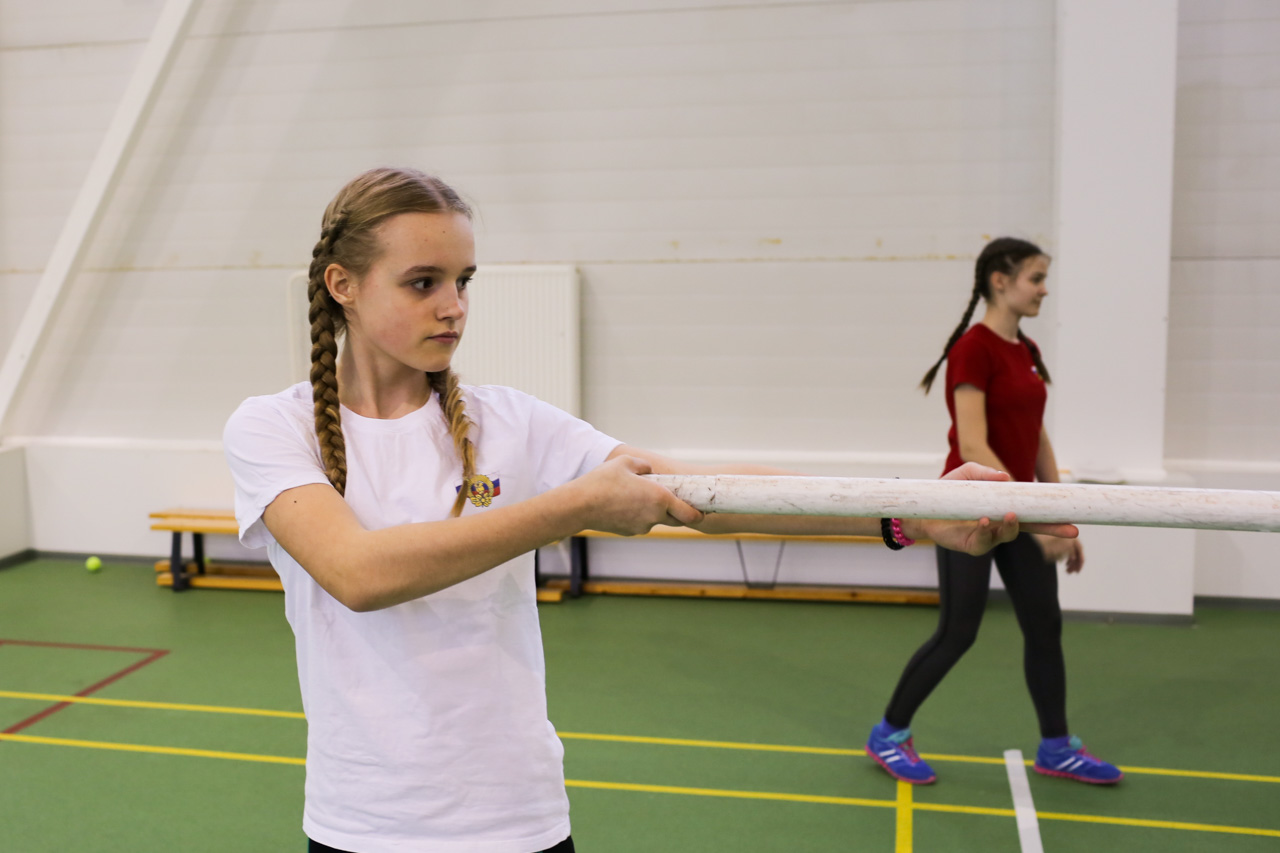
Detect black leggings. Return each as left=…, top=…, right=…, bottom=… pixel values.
left=308, top=836, right=575, bottom=853
left=883, top=533, right=1067, bottom=738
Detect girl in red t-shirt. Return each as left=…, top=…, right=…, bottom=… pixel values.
left=864, top=238, right=1122, bottom=786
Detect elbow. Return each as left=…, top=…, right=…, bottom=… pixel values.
left=331, top=570, right=405, bottom=613
left=339, top=588, right=382, bottom=613
left=315, top=571, right=379, bottom=613
left=306, top=547, right=395, bottom=613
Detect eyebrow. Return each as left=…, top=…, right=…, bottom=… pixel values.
left=401, top=265, right=477, bottom=277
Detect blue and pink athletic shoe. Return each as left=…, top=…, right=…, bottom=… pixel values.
left=866, top=721, right=937, bottom=784
left=1033, top=735, right=1122, bottom=784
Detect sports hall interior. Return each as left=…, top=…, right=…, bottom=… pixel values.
left=1, top=2, right=1277, bottom=851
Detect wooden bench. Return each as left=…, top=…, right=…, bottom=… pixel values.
left=547, top=526, right=940, bottom=605
left=148, top=509, right=566, bottom=602
left=150, top=509, right=282, bottom=592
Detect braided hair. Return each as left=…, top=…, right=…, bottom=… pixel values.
left=307, top=167, right=477, bottom=516
left=920, top=237, right=1053, bottom=393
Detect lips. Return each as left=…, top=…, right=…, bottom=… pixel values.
left=428, top=332, right=459, bottom=343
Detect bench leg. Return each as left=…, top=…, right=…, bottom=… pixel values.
left=569, top=536, right=588, bottom=599
left=193, top=532, right=206, bottom=575
left=735, top=540, right=787, bottom=589
left=170, top=531, right=189, bottom=592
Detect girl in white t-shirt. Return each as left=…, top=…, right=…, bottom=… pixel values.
left=223, top=167, right=1076, bottom=853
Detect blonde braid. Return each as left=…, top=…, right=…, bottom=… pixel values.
left=429, top=369, right=476, bottom=517
left=308, top=213, right=349, bottom=495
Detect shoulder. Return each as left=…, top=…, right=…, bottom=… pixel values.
left=463, top=383, right=538, bottom=409
left=223, top=382, right=314, bottom=445
left=949, top=325, right=991, bottom=360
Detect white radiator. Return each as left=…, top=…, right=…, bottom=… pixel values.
left=287, top=264, right=581, bottom=416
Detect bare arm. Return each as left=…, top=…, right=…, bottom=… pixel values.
left=953, top=385, right=1009, bottom=473
left=1034, top=426, right=1061, bottom=484
left=1031, top=427, right=1085, bottom=572
left=262, top=455, right=703, bottom=612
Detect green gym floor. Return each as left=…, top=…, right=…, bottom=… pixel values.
left=2, top=557, right=1278, bottom=852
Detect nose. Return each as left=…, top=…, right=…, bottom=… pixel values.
left=436, top=283, right=466, bottom=320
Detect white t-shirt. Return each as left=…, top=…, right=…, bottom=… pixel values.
left=223, top=381, right=620, bottom=853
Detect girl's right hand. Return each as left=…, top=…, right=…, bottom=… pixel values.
left=574, top=455, right=704, bottom=535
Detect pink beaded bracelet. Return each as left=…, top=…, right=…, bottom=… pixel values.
left=891, top=518, right=916, bottom=548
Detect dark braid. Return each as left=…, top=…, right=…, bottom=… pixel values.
left=921, top=283, right=983, bottom=394
left=308, top=211, right=351, bottom=494
left=1017, top=330, right=1053, bottom=384
left=920, top=237, right=1049, bottom=394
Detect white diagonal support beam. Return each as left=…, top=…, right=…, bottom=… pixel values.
left=0, top=0, right=200, bottom=436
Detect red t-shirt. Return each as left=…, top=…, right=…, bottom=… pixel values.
left=942, top=323, right=1047, bottom=483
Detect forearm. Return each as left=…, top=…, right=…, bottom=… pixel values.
left=959, top=441, right=1009, bottom=476
left=323, top=485, right=589, bottom=611
left=1035, top=431, right=1061, bottom=483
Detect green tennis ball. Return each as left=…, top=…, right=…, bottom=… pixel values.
left=85, top=556, right=102, bottom=572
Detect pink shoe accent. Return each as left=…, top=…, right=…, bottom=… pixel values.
left=865, top=744, right=937, bottom=785
left=1032, top=762, right=1124, bottom=784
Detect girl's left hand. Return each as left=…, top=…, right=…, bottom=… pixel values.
left=909, top=462, right=1080, bottom=557
left=1036, top=535, right=1085, bottom=573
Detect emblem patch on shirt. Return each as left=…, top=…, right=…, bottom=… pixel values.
left=456, top=474, right=501, bottom=507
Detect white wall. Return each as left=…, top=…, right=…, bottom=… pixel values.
left=1, top=1, right=1275, bottom=609
left=1167, top=0, right=1280, bottom=599
left=1, top=0, right=1055, bottom=450
left=0, top=446, right=32, bottom=559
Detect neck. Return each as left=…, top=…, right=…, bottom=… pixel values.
left=979, top=306, right=1021, bottom=343
left=336, top=339, right=433, bottom=419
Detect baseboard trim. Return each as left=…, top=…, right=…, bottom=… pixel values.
left=0, top=549, right=37, bottom=570
left=1194, top=595, right=1280, bottom=611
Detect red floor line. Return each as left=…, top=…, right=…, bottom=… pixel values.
left=0, top=640, right=170, bottom=735
left=0, top=638, right=168, bottom=655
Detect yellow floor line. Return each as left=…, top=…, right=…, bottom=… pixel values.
left=563, top=779, right=894, bottom=809
left=4, top=688, right=1278, bottom=785
left=1033, top=810, right=1280, bottom=838
left=557, top=732, right=1280, bottom=785
left=4, top=732, right=1279, bottom=839
left=895, top=781, right=913, bottom=853
left=0, top=732, right=304, bottom=766
left=557, top=730, right=856, bottom=756
left=0, top=689, right=305, bottom=719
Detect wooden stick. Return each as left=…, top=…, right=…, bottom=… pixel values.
left=644, top=475, right=1280, bottom=533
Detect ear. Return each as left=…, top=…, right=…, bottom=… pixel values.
left=988, top=270, right=1011, bottom=294
left=325, top=263, right=356, bottom=307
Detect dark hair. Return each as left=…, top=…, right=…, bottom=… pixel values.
left=920, top=237, right=1053, bottom=393
left=308, top=167, right=477, bottom=516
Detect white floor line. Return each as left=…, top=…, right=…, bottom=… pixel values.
left=1004, top=749, right=1045, bottom=853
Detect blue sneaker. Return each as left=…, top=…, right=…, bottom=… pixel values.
left=1034, top=735, right=1123, bottom=784
left=866, top=722, right=937, bottom=784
